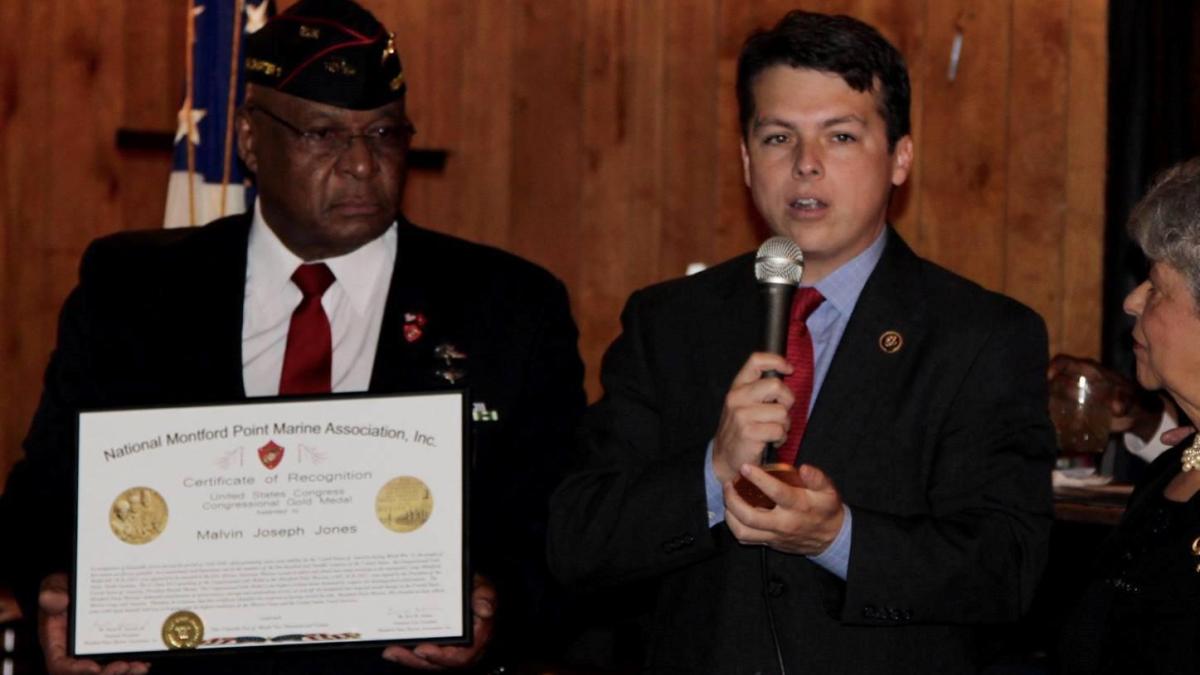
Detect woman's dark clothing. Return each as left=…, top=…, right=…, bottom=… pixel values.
left=1060, top=440, right=1200, bottom=674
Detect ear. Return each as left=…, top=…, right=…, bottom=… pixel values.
left=740, top=138, right=752, bottom=188
left=235, top=108, right=258, bottom=174
left=890, top=135, right=914, bottom=187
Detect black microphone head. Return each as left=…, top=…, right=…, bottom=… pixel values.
left=755, top=236, right=804, bottom=286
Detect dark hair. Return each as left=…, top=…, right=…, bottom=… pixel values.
left=736, top=11, right=911, bottom=150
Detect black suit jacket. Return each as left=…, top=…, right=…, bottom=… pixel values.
left=548, top=230, right=1055, bottom=674
left=2, top=214, right=586, bottom=673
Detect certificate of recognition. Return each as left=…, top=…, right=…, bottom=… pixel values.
left=71, top=391, right=468, bottom=658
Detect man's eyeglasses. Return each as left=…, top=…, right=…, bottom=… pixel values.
left=247, top=105, right=415, bottom=157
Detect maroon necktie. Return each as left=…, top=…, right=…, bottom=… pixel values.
left=775, top=287, right=825, bottom=465
left=279, top=263, right=336, bottom=395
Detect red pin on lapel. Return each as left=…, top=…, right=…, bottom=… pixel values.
left=403, top=312, right=427, bottom=343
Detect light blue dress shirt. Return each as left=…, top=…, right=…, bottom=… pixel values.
left=703, top=228, right=888, bottom=579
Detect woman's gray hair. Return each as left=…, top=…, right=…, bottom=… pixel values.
left=1128, top=157, right=1200, bottom=305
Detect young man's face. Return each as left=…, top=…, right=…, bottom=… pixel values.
left=741, top=66, right=913, bottom=283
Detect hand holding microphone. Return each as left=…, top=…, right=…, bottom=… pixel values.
left=717, top=237, right=810, bottom=508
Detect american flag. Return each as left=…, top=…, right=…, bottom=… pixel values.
left=164, top=0, right=274, bottom=228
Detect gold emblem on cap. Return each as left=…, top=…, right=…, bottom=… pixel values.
left=324, top=57, right=358, bottom=77
left=389, top=72, right=406, bottom=92
left=382, top=32, right=397, bottom=63
left=299, top=25, right=320, bottom=39
left=375, top=476, right=434, bottom=533
left=246, top=58, right=282, bottom=78
left=879, top=330, right=903, bottom=354
left=162, top=610, right=204, bottom=649
left=109, top=487, right=169, bottom=545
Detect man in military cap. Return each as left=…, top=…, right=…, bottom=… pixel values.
left=1, top=0, right=584, bottom=673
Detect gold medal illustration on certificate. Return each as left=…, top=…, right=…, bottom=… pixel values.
left=109, top=486, right=169, bottom=545
left=375, top=476, right=434, bottom=533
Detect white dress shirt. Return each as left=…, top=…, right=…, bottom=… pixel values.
left=241, top=202, right=397, bottom=396
left=1123, top=406, right=1179, bottom=464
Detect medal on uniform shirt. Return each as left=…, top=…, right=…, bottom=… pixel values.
left=434, top=343, right=467, bottom=384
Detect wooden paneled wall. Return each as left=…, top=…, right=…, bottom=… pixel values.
left=0, top=0, right=1108, bottom=486
left=0, top=2, right=189, bottom=486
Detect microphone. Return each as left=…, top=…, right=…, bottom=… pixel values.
left=755, top=236, right=805, bottom=369
left=734, top=236, right=805, bottom=508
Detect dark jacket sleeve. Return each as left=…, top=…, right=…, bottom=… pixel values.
left=470, top=273, right=587, bottom=660
left=547, top=290, right=718, bottom=589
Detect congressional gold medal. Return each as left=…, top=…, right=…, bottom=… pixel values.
left=162, top=610, right=204, bottom=649
left=109, top=487, right=169, bottom=544
left=375, top=476, right=433, bottom=533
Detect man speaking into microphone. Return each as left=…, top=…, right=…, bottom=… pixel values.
left=548, top=10, right=1054, bottom=674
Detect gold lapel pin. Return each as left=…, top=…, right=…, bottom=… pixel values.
left=879, top=330, right=903, bottom=354
left=1191, top=535, right=1200, bottom=556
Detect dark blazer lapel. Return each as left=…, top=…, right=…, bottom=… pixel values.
left=171, top=216, right=250, bottom=401
left=799, top=230, right=930, bottom=475
left=369, top=222, right=436, bottom=393
left=702, top=258, right=763, bottom=407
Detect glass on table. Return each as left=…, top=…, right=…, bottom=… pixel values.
left=1048, top=360, right=1121, bottom=465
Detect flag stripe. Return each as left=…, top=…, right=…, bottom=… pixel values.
left=219, top=0, right=245, bottom=217
left=185, top=0, right=198, bottom=226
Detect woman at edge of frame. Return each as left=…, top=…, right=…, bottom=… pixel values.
left=1060, top=156, right=1200, bottom=674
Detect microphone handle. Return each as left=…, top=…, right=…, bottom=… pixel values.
left=760, top=282, right=795, bottom=374
left=759, top=282, right=795, bottom=466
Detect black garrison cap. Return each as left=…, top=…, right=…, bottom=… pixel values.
left=244, top=0, right=405, bottom=110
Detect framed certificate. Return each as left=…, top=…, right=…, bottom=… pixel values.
left=70, top=391, right=469, bottom=659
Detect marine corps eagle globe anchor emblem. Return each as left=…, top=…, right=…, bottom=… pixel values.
left=258, top=440, right=285, bottom=470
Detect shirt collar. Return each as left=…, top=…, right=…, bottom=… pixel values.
left=247, top=201, right=397, bottom=314
left=808, top=227, right=888, bottom=318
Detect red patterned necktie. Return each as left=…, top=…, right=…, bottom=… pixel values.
left=279, top=263, right=336, bottom=395
left=775, top=287, right=825, bottom=465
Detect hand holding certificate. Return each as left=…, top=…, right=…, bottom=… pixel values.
left=70, top=392, right=470, bottom=661
left=381, top=574, right=495, bottom=669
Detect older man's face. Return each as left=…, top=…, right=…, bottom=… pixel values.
left=236, top=86, right=411, bottom=260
